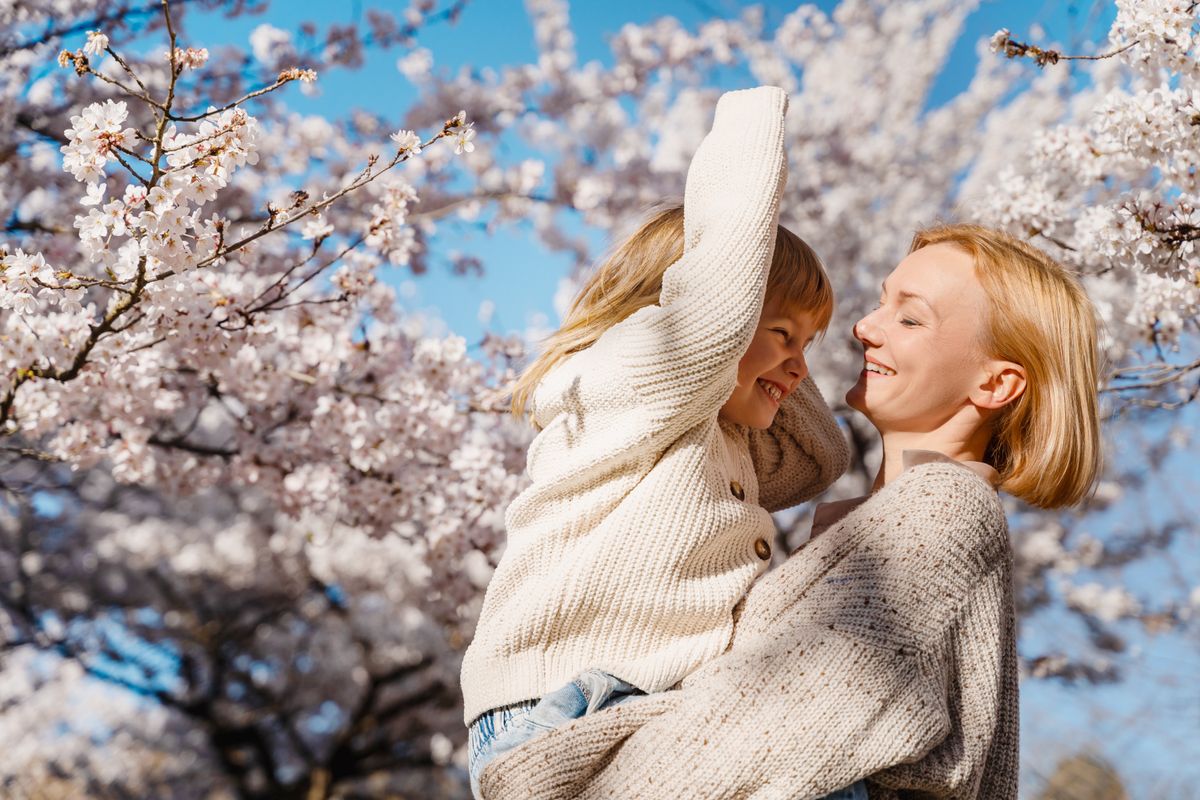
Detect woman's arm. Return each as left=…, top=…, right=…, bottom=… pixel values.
left=478, top=625, right=948, bottom=800
left=746, top=376, right=849, bottom=512
left=870, top=563, right=1020, bottom=799
left=610, top=86, right=789, bottom=440
left=479, top=464, right=1015, bottom=800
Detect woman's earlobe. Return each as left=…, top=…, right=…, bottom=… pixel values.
left=973, top=361, right=1027, bottom=410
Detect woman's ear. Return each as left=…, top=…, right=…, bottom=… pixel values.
left=970, top=360, right=1027, bottom=411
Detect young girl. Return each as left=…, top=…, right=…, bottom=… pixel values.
left=461, top=86, right=853, bottom=798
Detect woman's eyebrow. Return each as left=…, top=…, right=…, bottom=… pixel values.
left=882, top=281, right=937, bottom=319
left=897, top=290, right=937, bottom=317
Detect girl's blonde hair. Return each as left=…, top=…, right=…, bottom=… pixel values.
left=510, top=203, right=833, bottom=423
left=910, top=223, right=1102, bottom=509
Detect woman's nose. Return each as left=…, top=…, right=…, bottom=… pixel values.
left=853, top=313, right=880, bottom=345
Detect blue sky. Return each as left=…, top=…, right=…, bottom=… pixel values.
left=149, top=1, right=1200, bottom=794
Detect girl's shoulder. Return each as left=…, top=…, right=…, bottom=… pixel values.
left=528, top=338, right=644, bottom=430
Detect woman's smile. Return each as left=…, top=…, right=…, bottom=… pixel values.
left=862, top=357, right=895, bottom=377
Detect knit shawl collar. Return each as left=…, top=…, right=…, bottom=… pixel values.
left=806, top=449, right=1000, bottom=543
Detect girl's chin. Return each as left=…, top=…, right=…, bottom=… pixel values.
left=720, top=409, right=776, bottom=430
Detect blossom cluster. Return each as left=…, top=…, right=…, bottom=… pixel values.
left=1110, top=0, right=1199, bottom=77
left=978, top=0, right=1200, bottom=353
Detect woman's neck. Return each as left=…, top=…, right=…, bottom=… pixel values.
left=872, top=429, right=991, bottom=493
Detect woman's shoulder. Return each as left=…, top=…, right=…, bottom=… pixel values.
left=867, top=458, right=1009, bottom=563
left=884, top=456, right=1004, bottom=514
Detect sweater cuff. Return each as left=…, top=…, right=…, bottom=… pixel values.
left=713, top=85, right=789, bottom=125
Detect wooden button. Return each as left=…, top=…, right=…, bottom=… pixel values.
left=754, top=538, right=771, bottom=561
left=729, top=480, right=745, bottom=501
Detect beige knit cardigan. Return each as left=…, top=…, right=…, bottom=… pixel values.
left=480, top=454, right=1019, bottom=800
left=461, top=86, right=850, bottom=726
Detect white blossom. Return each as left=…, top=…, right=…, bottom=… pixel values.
left=83, top=30, right=108, bottom=56
left=389, top=129, right=422, bottom=154
left=453, top=126, right=476, bottom=155
left=300, top=214, right=334, bottom=240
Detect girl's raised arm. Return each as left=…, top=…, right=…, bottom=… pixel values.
left=608, top=86, right=789, bottom=439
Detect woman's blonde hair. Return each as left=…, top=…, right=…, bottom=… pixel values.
left=510, top=203, right=833, bottom=423
left=910, top=223, right=1102, bottom=509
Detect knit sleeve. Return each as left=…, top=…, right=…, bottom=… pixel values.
left=479, top=624, right=950, bottom=800
left=870, top=562, right=1020, bottom=800
left=610, top=86, right=789, bottom=439
left=746, top=376, right=849, bottom=512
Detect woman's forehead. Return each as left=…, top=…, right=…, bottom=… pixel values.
left=890, top=245, right=982, bottom=305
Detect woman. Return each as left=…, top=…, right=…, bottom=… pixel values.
left=475, top=223, right=1102, bottom=800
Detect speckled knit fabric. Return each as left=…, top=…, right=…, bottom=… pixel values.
left=479, top=455, right=1019, bottom=800
left=460, top=86, right=851, bottom=727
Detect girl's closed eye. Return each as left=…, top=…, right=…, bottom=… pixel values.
left=899, top=317, right=921, bottom=328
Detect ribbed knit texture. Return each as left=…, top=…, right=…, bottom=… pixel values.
left=479, top=457, right=1019, bottom=800
left=460, top=86, right=851, bottom=727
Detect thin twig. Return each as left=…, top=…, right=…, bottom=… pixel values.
left=82, top=65, right=164, bottom=110
left=0, top=447, right=62, bottom=463
left=1104, top=357, right=1200, bottom=392
left=995, top=33, right=1140, bottom=68
left=169, top=75, right=299, bottom=123
left=242, top=236, right=366, bottom=317
left=0, top=0, right=201, bottom=57
left=105, top=46, right=150, bottom=97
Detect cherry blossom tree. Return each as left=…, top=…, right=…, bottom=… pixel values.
left=0, top=0, right=1196, bottom=797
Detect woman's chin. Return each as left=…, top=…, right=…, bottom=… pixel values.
left=844, top=383, right=867, bottom=413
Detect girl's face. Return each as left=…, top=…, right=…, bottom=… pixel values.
left=845, top=243, right=1001, bottom=434
left=719, top=296, right=821, bottom=430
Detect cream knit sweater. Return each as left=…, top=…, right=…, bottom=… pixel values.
left=460, top=86, right=850, bottom=726
left=480, top=454, right=1019, bottom=800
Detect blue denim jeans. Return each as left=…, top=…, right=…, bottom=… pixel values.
left=466, top=668, right=869, bottom=800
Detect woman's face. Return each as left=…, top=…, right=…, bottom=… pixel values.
left=845, top=243, right=998, bottom=434
left=719, top=295, right=820, bottom=430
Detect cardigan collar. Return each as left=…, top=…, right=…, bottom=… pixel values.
left=806, top=450, right=999, bottom=542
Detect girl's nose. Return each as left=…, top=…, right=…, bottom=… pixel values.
left=787, top=352, right=809, bottom=383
